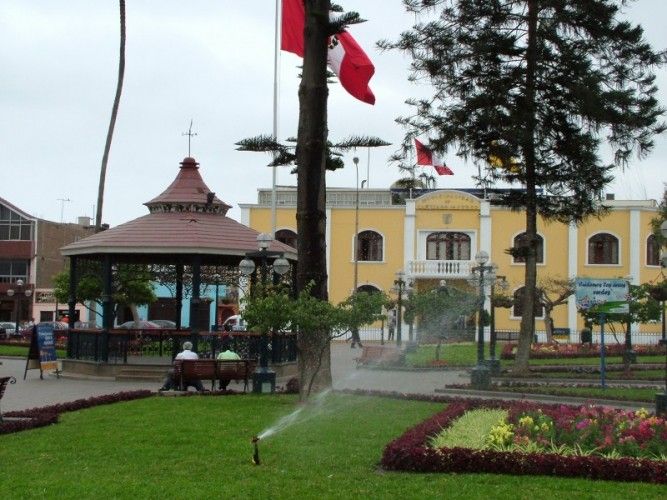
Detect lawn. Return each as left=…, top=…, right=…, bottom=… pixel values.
left=0, top=393, right=664, bottom=499
left=484, top=385, right=659, bottom=402
left=0, top=344, right=66, bottom=358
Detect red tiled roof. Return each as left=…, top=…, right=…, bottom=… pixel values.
left=61, top=157, right=296, bottom=260
left=144, top=157, right=231, bottom=213
left=61, top=212, right=296, bottom=258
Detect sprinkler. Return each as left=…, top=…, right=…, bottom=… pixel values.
left=251, top=436, right=260, bottom=465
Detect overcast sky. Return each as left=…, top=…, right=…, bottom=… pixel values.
left=1, top=1, right=665, bottom=227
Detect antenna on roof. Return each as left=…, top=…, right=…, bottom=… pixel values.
left=57, top=197, right=71, bottom=223
left=182, top=119, right=198, bottom=156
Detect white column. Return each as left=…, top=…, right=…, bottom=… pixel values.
left=629, top=209, right=640, bottom=333
left=479, top=201, right=491, bottom=256
left=567, top=222, right=578, bottom=341
left=404, top=200, right=416, bottom=274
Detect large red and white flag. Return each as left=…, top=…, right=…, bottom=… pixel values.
left=414, top=139, right=453, bottom=175
left=281, top=0, right=376, bottom=105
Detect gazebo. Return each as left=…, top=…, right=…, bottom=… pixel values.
left=60, top=157, right=297, bottom=375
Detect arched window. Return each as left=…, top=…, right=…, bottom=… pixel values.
left=512, top=286, right=544, bottom=318
left=588, top=233, right=619, bottom=265
left=426, top=232, right=471, bottom=260
left=357, top=284, right=380, bottom=294
left=512, top=232, right=544, bottom=263
left=275, top=229, right=297, bottom=249
left=646, top=234, right=660, bottom=266
left=356, top=231, right=383, bottom=261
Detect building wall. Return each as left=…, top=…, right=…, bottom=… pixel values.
left=245, top=189, right=662, bottom=336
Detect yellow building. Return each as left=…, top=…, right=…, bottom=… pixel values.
left=241, top=187, right=663, bottom=341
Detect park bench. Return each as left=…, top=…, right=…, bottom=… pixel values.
left=173, top=359, right=255, bottom=392
left=356, top=345, right=402, bottom=367
left=0, top=376, right=17, bottom=422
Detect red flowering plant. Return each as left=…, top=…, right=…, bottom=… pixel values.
left=501, top=342, right=665, bottom=360
left=378, top=393, right=667, bottom=483
left=489, top=405, right=667, bottom=460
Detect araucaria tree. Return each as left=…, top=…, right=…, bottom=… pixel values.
left=381, top=0, right=665, bottom=373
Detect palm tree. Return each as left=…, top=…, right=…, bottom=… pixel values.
left=95, top=0, right=126, bottom=231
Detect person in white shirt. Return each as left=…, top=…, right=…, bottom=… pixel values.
left=159, top=341, right=204, bottom=391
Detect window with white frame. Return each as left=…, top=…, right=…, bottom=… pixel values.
left=646, top=234, right=660, bottom=266
left=588, top=233, right=619, bottom=265
left=426, top=232, right=471, bottom=260
left=356, top=231, right=383, bottom=261
left=512, top=286, right=544, bottom=318
left=0, top=204, right=32, bottom=241
left=512, top=232, right=544, bottom=263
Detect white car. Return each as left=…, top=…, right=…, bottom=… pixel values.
left=0, top=321, right=17, bottom=338
left=222, top=315, right=246, bottom=331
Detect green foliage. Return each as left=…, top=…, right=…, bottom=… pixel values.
left=407, top=285, right=477, bottom=338
left=431, top=409, right=509, bottom=450
left=53, top=264, right=156, bottom=314
left=241, top=284, right=385, bottom=339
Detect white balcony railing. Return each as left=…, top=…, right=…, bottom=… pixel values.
left=407, top=260, right=474, bottom=279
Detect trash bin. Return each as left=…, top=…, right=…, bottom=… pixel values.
left=580, top=328, right=592, bottom=344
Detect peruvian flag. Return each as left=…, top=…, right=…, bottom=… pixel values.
left=415, top=139, right=453, bottom=175
left=281, top=0, right=376, bottom=105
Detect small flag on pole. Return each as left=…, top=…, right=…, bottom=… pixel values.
left=414, top=139, right=453, bottom=175
left=281, top=0, right=375, bottom=105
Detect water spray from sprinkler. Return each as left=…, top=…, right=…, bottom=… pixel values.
left=251, top=436, right=260, bottom=465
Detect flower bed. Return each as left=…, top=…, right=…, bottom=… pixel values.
left=0, top=390, right=153, bottom=435
left=501, top=342, right=665, bottom=360
left=381, top=397, right=667, bottom=483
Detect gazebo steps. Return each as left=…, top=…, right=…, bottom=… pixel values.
left=115, top=366, right=166, bottom=382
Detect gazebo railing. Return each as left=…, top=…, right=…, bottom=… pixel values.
left=66, top=328, right=297, bottom=365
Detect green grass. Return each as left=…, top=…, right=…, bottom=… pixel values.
left=0, top=344, right=66, bottom=358
left=431, top=409, right=507, bottom=449
left=1, top=394, right=665, bottom=499
left=529, top=369, right=666, bottom=381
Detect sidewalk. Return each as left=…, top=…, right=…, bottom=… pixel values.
left=0, top=345, right=655, bottom=413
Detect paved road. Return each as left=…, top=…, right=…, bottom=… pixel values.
left=0, top=343, right=653, bottom=412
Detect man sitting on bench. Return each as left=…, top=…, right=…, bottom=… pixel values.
left=159, top=341, right=204, bottom=392
left=216, top=338, right=241, bottom=390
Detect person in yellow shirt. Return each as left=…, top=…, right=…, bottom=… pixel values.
left=216, top=338, right=241, bottom=390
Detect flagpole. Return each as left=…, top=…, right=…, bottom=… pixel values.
left=271, top=0, right=282, bottom=237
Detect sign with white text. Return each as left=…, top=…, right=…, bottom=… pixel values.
left=574, top=278, right=629, bottom=314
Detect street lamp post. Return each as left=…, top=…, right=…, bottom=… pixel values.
left=239, top=233, right=290, bottom=394
left=469, top=251, right=495, bottom=390
left=393, top=271, right=407, bottom=347
left=487, top=274, right=508, bottom=376
left=212, top=274, right=221, bottom=332
left=6, top=279, right=32, bottom=336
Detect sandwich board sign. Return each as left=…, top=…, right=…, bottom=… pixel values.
left=24, top=323, right=59, bottom=379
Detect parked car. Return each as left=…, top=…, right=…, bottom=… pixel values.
left=222, top=315, right=246, bottom=331
left=150, top=319, right=177, bottom=329
left=118, top=320, right=161, bottom=329
left=0, top=321, right=17, bottom=339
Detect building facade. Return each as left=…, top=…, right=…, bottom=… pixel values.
left=0, top=197, right=95, bottom=326
left=240, top=187, right=663, bottom=340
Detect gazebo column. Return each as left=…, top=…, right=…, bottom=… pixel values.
left=100, top=255, right=113, bottom=362
left=67, top=256, right=77, bottom=358
left=175, top=259, right=183, bottom=330
left=190, top=255, right=202, bottom=352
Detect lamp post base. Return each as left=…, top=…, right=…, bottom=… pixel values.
left=471, top=364, right=491, bottom=390
left=252, top=368, right=276, bottom=394
left=484, top=358, right=501, bottom=376
left=656, top=393, right=667, bottom=417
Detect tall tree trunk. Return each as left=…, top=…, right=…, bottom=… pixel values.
left=295, top=0, right=332, bottom=398
left=515, top=0, right=538, bottom=374
left=96, top=0, right=126, bottom=232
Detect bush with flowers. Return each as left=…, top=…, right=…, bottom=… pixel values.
left=501, top=342, right=665, bottom=360
left=379, top=394, right=667, bottom=483
left=487, top=406, right=667, bottom=460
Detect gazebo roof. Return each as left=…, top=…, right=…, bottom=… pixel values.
left=61, top=157, right=296, bottom=261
